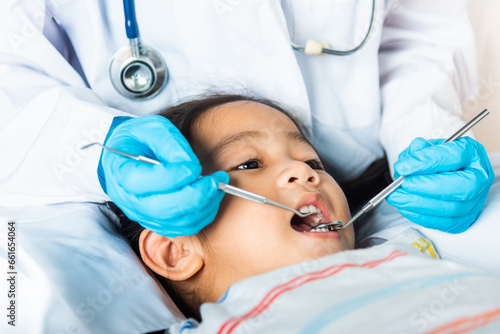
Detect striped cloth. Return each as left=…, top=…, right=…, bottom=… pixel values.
left=168, top=228, right=500, bottom=334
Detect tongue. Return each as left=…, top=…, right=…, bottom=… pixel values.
left=291, top=222, right=313, bottom=233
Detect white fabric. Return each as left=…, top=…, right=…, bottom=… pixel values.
left=0, top=0, right=476, bottom=206
left=170, top=235, right=500, bottom=333
left=356, top=151, right=500, bottom=273
left=0, top=203, right=183, bottom=334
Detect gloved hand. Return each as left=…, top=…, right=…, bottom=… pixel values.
left=386, top=137, right=494, bottom=233
left=98, top=115, right=229, bottom=236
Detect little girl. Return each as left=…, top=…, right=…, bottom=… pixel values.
left=118, top=94, right=500, bottom=333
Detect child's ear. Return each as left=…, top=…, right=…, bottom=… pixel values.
left=139, top=230, right=204, bottom=281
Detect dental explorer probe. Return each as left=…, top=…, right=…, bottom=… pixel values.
left=311, top=108, right=490, bottom=232
left=80, top=143, right=317, bottom=219
left=81, top=142, right=161, bottom=165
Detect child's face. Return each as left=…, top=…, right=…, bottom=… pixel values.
left=191, top=101, right=354, bottom=283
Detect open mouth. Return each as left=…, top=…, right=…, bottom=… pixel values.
left=290, top=204, right=327, bottom=233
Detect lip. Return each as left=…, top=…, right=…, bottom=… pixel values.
left=289, top=192, right=340, bottom=237
left=294, top=192, right=335, bottom=225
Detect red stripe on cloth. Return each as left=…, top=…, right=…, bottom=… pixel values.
left=217, top=250, right=407, bottom=334
left=425, top=308, right=500, bottom=334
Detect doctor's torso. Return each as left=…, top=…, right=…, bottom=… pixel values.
left=49, top=0, right=386, bottom=181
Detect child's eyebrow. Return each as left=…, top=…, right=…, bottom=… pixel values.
left=208, top=131, right=264, bottom=162
left=287, top=131, right=312, bottom=147
left=207, top=130, right=312, bottom=165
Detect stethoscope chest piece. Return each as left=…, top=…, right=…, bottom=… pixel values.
left=110, top=42, right=168, bottom=99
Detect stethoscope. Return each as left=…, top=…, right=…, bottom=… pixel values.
left=109, top=0, right=167, bottom=99
left=110, top=0, right=376, bottom=99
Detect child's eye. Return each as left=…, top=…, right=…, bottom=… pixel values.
left=305, top=159, right=324, bottom=170
left=236, top=160, right=262, bottom=170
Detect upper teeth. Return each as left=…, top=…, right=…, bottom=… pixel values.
left=299, top=205, right=320, bottom=214
left=298, top=205, right=325, bottom=224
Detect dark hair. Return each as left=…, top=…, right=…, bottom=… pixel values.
left=116, top=93, right=307, bottom=319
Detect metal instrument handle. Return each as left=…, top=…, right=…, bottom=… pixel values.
left=218, top=183, right=266, bottom=204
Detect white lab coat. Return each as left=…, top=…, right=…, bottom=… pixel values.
left=0, top=0, right=476, bottom=207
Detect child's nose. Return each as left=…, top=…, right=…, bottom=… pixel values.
left=277, top=161, right=320, bottom=188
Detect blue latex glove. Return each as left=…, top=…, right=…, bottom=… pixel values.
left=386, top=137, right=494, bottom=233
left=98, top=115, right=229, bottom=237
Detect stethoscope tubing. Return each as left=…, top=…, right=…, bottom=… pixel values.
left=323, top=0, right=376, bottom=56
left=290, top=0, right=376, bottom=56
left=123, top=0, right=139, bottom=39
left=113, top=0, right=376, bottom=99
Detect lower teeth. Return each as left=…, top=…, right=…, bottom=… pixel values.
left=309, top=227, right=329, bottom=233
